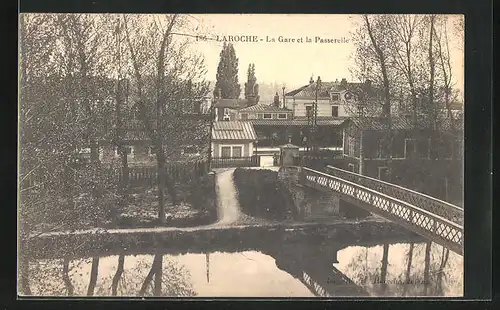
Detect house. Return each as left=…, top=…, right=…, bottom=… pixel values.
left=249, top=118, right=345, bottom=149
left=338, top=115, right=463, bottom=202
left=99, top=114, right=213, bottom=166
left=284, top=77, right=378, bottom=118
left=212, top=97, right=258, bottom=121
left=236, top=103, right=293, bottom=121
left=211, top=121, right=257, bottom=158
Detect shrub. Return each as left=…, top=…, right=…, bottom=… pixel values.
left=233, top=168, right=296, bottom=221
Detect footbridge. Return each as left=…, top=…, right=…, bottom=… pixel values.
left=299, top=166, right=464, bottom=255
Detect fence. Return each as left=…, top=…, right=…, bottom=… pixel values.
left=324, top=165, right=464, bottom=225
left=114, top=160, right=210, bottom=187
left=301, top=167, right=463, bottom=255
left=211, top=156, right=260, bottom=168
left=22, top=160, right=210, bottom=191
left=294, top=152, right=343, bottom=170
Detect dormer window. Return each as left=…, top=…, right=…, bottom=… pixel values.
left=263, top=113, right=272, bottom=119
left=330, top=93, right=340, bottom=102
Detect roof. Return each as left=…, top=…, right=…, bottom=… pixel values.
left=212, top=121, right=257, bottom=141
left=348, top=116, right=464, bottom=131
left=249, top=118, right=346, bottom=126
left=285, top=80, right=380, bottom=99
left=239, top=104, right=292, bottom=113
left=213, top=99, right=250, bottom=109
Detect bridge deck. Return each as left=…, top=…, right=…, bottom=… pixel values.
left=300, top=167, right=463, bottom=256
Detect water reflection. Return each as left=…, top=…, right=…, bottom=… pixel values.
left=26, top=239, right=462, bottom=297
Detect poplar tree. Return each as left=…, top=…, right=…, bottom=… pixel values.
left=213, top=42, right=241, bottom=99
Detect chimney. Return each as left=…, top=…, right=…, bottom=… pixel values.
left=341, top=78, right=347, bottom=87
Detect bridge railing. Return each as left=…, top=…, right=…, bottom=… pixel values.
left=325, top=165, right=463, bottom=225
left=301, top=167, right=463, bottom=255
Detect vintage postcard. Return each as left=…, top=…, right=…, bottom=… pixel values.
left=18, top=13, right=464, bottom=298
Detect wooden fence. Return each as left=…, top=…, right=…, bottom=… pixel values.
left=113, top=160, right=209, bottom=187
left=211, top=156, right=260, bottom=168
left=21, top=160, right=210, bottom=190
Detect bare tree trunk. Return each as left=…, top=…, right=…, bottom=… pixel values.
left=423, top=241, right=432, bottom=295
left=153, top=254, right=163, bottom=296
left=364, top=15, right=393, bottom=181
left=139, top=254, right=162, bottom=296
left=19, top=249, right=31, bottom=296
left=380, top=243, right=389, bottom=295
left=428, top=15, right=436, bottom=131
left=111, top=254, right=125, bottom=296
left=402, top=242, right=414, bottom=296
left=62, top=258, right=74, bottom=296
left=436, top=247, right=449, bottom=295
left=156, top=149, right=167, bottom=223
left=87, top=256, right=100, bottom=296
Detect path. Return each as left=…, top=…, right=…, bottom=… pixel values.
left=214, top=168, right=242, bottom=225
left=212, top=168, right=271, bottom=226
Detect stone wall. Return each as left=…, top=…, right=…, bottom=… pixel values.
left=278, top=166, right=341, bottom=221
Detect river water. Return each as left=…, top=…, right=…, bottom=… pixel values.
left=25, top=238, right=462, bottom=297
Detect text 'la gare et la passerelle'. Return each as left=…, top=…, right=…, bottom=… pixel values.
left=195, top=34, right=350, bottom=44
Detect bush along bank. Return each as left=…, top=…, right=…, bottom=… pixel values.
left=112, top=172, right=217, bottom=229
left=233, top=168, right=297, bottom=221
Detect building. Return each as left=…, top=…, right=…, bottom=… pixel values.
left=211, top=121, right=257, bottom=158
left=212, top=99, right=252, bottom=121
left=236, top=103, right=293, bottom=121
left=99, top=115, right=212, bottom=166
left=338, top=115, right=463, bottom=203
left=284, top=78, right=374, bottom=118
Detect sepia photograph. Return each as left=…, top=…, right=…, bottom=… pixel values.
left=18, top=13, right=464, bottom=298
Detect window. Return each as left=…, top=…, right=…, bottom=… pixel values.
left=378, top=167, right=389, bottom=181
left=240, top=113, right=248, bottom=120
left=278, top=113, right=287, bottom=119
left=149, top=146, right=156, bottom=155
left=224, top=108, right=230, bottom=115
left=232, top=146, right=242, bottom=158
left=221, top=146, right=231, bottom=158
left=330, top=93, right=340, bottom=102
left=305, top=105, right=313, bottom=117
left=331, top=106, right=339, bottom=117
left=124, top=146, right=132, bottom=155
left=263, top=113, right=272, bottom=119
left=348, top=137, right=355, bottom=156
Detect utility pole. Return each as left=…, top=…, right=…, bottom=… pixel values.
left=282, top=86, right=286, bottom=108
left=312, top=76, right=321, bottom=152
left=358, top=102, right=364, bottom=175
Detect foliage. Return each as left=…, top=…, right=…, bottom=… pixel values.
left=213, top=42, right=241, bottom=99
left=244, top=63, right=259, bottom=103
left=122, top=14, right=212, bottom=223
left=232, top=168, right=296, bottom=221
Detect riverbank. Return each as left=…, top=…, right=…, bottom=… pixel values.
left=26, top=218, right=423, bottom=260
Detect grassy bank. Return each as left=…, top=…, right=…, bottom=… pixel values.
left=233, top=168, right=297, bottom=221
left=112, top=172, right=217, bottom=228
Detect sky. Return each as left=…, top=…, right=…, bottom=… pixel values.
left=175, top=14, right=464, bottom=95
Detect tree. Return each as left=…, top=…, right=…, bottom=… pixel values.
left=123, top=14, right=210, bottom=224
left=244, top=63, right=259, bottom=103
left=273, top=92, right=280, bottom=107
left=350, top=15, right=396, bottom=178
left=19, top=13, right=120, bottom=295
left=213, top=42, right=241, bottom=99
